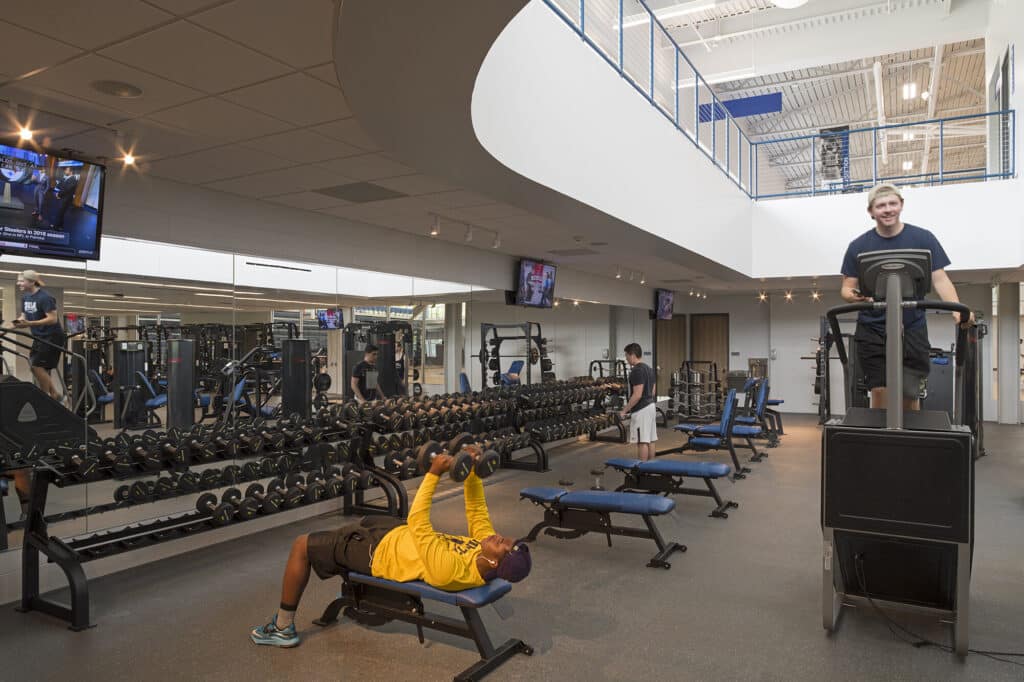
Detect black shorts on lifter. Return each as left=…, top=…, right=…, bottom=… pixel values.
left=29, top=337, right=63, bottom=370
left=854, top=323, right=931, bottom=397
left=307, top=516, right=404, bottom=580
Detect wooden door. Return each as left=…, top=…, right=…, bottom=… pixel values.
left=689, top=314, right=729, bottom=378
left=655, top=316, right=687, bottom=395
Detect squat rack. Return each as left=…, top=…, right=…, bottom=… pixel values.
left=478, top=322, right=552, bottom=387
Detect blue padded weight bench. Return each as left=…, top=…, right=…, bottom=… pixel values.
left=520, top=487, right=685, bottom=569
left=605, top=457, right=738, bottom=519
left=134, top=371, right=166, bottom=426
left=735, top=379, right=779, bottom=448
left=313, top=572, right=532, bottom=681
left=659, top=390, right=754, bottom=477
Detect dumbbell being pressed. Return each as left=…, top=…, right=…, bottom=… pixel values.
left=244, top=481, right=285, bottom=514
left=415, top=433, right=500, bottom=482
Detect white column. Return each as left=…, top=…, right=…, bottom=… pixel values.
left=444, top=303, right=463, bottom=392
left=996, top=283, right=1021, bottom=424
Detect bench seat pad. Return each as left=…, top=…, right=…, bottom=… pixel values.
left=606, top=457, right=731, bottom=479
left=520, top=487, right=675, bottom=515
left=347, top=572, right=511, bottom=607
left=731, top=425, right=762, bottom=436
left=766, top=399, right=784, bottom=406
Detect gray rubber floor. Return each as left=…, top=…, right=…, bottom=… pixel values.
left=3, top=414, right=1023, bottom=681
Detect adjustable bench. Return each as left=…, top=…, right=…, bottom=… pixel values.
left=520, top=487, right=685, bottom=569
left=605, top=457, right=738, bottom=518
left=314, top=572, right=532, bottom=681
left=658, top=390, right=756, bottom=475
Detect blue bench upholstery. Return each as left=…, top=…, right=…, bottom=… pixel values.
left=520, top=487, right=674, bottom=515
left=766, top=398, right=784, bottom=406
left=605, top=457, right=738, bottom=518
left=657, top=390, right=754, bottom=477
left=605, top=457, right=731, bottom=479
left=347, top=572, right=511, bottom=608
left=521, top=486, right=685, bottom=568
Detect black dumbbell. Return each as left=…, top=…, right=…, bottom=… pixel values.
left=199, top=468, right=223, bottom=489
left=177, top=471, right=201, bottom=493
left=221, top=487, right=260, bottom=521
left=244, top=481, right=285, bottom=514
left=195, top=491, right=234, bottom=525
left=383, top=448, right=419, bottom=479
left=415, top=433, right=478, bottom=482
left=281, top=473, right=327, bottom=508
left=179, top=434, right=216, bottom=463
left=236, top=429, right=264, bottom=456
left=141, top=430, right=186, bottom=467
left=116, top=435, right=163, bottom=471
left=220, top=464, right=242, bottom=485
left=55, top=444, right=100, bottom=480
left=113, top=479, right=154, bottom=503
left=316, top=466, right=358, bottom=497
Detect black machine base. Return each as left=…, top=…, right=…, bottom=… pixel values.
left=314, top=581, right=532, bottom=681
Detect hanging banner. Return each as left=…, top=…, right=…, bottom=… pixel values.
left=819, top=125, right=850, bottom=188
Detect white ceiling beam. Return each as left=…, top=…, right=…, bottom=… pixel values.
left=751, top=79, right=869, bottom=138
left=709, top=47, right=983, bottom=97
left=749, top=105, right=985, bottom=140
left=921, top=45, right=944, bottom=176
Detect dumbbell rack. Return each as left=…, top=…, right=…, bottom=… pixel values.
left=16, top=444, right=407, bottom=631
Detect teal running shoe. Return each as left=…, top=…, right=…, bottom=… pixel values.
left=250, top=617, right=300, bottom=648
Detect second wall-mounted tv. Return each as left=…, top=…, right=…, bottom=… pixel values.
left=316, top=308, right=343, bottom=329
left=656, top=289, right=674, bottom=320
left=0, top=141, right=105, bottom=261
left=515, top=259, right=556, bottom=308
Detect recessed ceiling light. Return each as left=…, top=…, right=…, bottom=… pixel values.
left=91, top=80, right=144, bottom=99
left=902, top=132, right=915, bottom=141
left=123, top=153, right=135, bottom=166
left=902, top=161, right=913, bottom=171
left=901, top=82, right=918, bottom=100
left=18, top=127, right=32, bottom=141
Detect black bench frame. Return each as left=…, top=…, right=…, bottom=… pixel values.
left=612, top=466, right=738, bottom=519
left=522, top=496, right=686, bottom=569
left=313, top=578, right=532, bottom=681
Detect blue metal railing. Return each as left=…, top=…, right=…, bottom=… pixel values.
left=540, top=0, right=1015, bottom=201
left=753, top=110, right=1016, bottom=198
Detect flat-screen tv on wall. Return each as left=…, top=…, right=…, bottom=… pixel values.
left=0, top=142, right=105, bottom=260
left=656, top=289, right=674, bottom=320
left=515, top=259, right=556, bottom=308
left=316, top=308, right=343, bottom=329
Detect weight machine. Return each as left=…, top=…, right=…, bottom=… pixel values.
left=479, top=322, right=553, bottom=387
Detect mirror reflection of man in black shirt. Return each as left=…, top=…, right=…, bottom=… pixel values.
left=351, top=344, right=379, bottom=404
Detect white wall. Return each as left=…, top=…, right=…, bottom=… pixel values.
left=751, top=181, right=1024, bottom=279
left=673, top=293, right=771, bottom=372
left=611, top=306, right=654, bottom=364
left=473, top=0, right=754, bottom=275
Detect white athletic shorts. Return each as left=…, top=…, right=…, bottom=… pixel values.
left=627, top=403, right=658, bottom=444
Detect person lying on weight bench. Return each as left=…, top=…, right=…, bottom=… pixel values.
left=250, top=453, right=532, bottom=647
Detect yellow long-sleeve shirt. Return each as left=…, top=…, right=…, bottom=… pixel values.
left=370, top=471, right=496, bottom=591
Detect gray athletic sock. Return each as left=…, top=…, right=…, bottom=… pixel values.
left=276, top=603, right=296, bottom=630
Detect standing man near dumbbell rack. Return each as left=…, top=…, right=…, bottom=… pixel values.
left=619, top=343, right=657, bottom=461
left=350, top=344, right=379, bottom=404
left=250, top=449, right=530, bottom=647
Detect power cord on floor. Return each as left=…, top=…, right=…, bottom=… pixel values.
left=853, top=553, right=1024, bottom=668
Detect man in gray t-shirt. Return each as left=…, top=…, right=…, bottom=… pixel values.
left=619, top=343, right=658, bottom=460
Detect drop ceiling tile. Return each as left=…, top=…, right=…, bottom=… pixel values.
left=443, top=203, right=529, bottom=221
left=240, top=129, right=363, bottom=163
left=100, top=21, right=291, bottom=93
left=20, top=54, right=204, bottom=117
left=3, top=0, right=171, bottom=50
left=310, top=118, right=380, bottom=151
left=204, top=164, right=344, bottom=197
left=0, top=21, right=83, bottom=78
left=148, top=97, right=291, bottom=142
left=222, top=73, right=349, bottom=126
left=305, top=63, right=339, bottom=88
left=193, top=0, right=334, bottom=69
left=0, top=85, right=130, bottom=130
left=373, top=174, right=457, bottom=196
left=421, top=189, right=495, bottom=208
left=145, top=144, right=293, bottom=183
left=108, top=118, right=218, bottom=159
left=265, top=191, right=351, bottom=210
left=315, top=153, right=415, bottom=181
